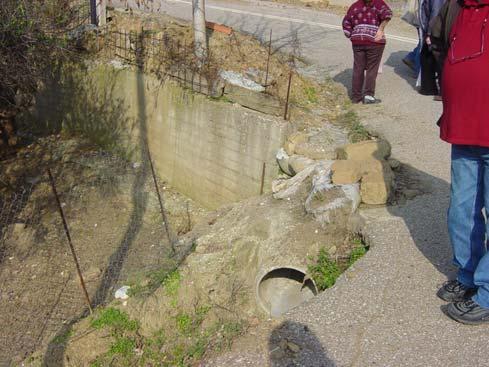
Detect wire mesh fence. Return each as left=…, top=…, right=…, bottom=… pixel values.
left=0, top=144, right=183, bottom=364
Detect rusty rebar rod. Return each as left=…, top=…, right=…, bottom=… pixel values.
left=260, top=162, right=266, bottom=195
left=264, top=29, right=273, bottom=89
left=47, top=169, right=93, bottom=314
left=284, top=70, right=293, bottom=121
left=146, top=149, right=175, bottom=253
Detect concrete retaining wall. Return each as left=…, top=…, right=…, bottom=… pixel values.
left=27, top=64, right=291, bottom=209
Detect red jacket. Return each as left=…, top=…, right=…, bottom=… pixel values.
left=440, top=0, right=489, bottom=146
left=342, top=0, right=392, bottom=45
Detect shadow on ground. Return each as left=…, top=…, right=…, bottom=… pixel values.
left=269, top=321, right=336, bottom=367
left=43, top=34, right=152, bottom=366
left=387, top=163, right=455, bottom=278
left=384, top=50, right=417, bottom=89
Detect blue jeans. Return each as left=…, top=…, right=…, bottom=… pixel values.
left=405, top=41, right=421, bottom=74
left=449, top=145, right=489, bottom=308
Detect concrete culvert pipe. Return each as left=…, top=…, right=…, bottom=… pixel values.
left=256, top=266, right=318, bottom=317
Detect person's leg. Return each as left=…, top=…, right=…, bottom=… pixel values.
left=448, top=145, right=486, bottom=289
left=351, top=45, right=367, bottom=103
left=471, top=147, right=489, bottom=308
left=364, top=45, right=385, bottom=98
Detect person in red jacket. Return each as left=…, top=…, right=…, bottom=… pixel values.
left=342, top=0, right=392, bottom=104
left=437, top=0, right=489, bottom=325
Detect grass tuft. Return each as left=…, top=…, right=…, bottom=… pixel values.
left=308, top=248, right=341, bottom=291
left=335, top=110, right=371, bottom=143
left=91, top=308, right=139, bottom=332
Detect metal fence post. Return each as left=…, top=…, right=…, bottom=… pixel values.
left=47, top=169, right=93, bottom=314
left=90, top=0, right=97, bottom=25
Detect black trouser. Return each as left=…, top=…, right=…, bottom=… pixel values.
left=419, top=43, right=443, bottom=95
left=352, top=44, right=385, bottom=103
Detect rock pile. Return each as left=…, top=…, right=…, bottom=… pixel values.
left=332, top=139, right=395, bottom=205
left=275, top=135, right=397, bottom=209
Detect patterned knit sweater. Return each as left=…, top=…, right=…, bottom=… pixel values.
left=342, top=0, right=393, bottom=45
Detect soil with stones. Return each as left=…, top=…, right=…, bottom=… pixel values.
left=0, top=136, right=210, bottom=365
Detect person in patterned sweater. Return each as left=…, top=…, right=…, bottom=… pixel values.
left=342, top=0, right=393, bottom=104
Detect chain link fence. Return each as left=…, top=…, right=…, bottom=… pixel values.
left=0, top=143, right=188, bottom=364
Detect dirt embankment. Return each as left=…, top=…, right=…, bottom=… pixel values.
left=2, top=8, right=374, bottom=367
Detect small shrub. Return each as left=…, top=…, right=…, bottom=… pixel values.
left=308, top=248, right=341, bottom=291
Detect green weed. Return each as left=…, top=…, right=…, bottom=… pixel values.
left=348, top=121, right=371, bottom=143
left=109, top=337, right=136, bottom=357
left=91, top=308, right=139, bottom=332
left=176, top=313, right=192, bottom=335
left=347, top=236, right=368, bottom=266
left=308, top=248, right=341, bottom=291
left=335, top=110, right=371, bottom=143
left=163, top=270, right=181, bottom=297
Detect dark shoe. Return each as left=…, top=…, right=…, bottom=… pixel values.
left=437, top=280, right=477, bottom=302
left=446, top=299, right=489, bottom=325
left=363, top=95, right=381, bottom=104
left=402, top=57, right=416, bottom=72
left=433, top=95, right=443, bottom=101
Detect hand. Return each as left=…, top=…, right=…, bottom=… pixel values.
left=426, top=36, right=431, bottom=45
left=374, top=29, right=385, bottom=42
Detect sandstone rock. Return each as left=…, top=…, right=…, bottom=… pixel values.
left=360, top=166, right=395, bottom=205
left=288, top=155, right=315, bottom=175
left=336, top=139, right=391, bottom=161
left=331, top=160, right=362, bottom=184
left=284, top=132, right=309, bottom=155
left=332, top=159, right=386, bottom=185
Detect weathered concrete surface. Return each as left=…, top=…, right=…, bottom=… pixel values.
left=28, top=64, right=291, bottom=209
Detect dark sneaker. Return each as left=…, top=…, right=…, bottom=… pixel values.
left=363, top=95, right=381, bottom=104
left=437, top=280, right=477, bottom=302
left=446, top=299, right=489, bottom=325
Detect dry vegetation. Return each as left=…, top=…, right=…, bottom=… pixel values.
left=94, top=9, right=347, bottom=121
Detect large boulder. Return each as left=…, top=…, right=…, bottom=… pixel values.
left=331, top=159, right=386, bottom=185
left=336, top=139, right=391, bottom=161
left=360, top=165, right=395, bottom=205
